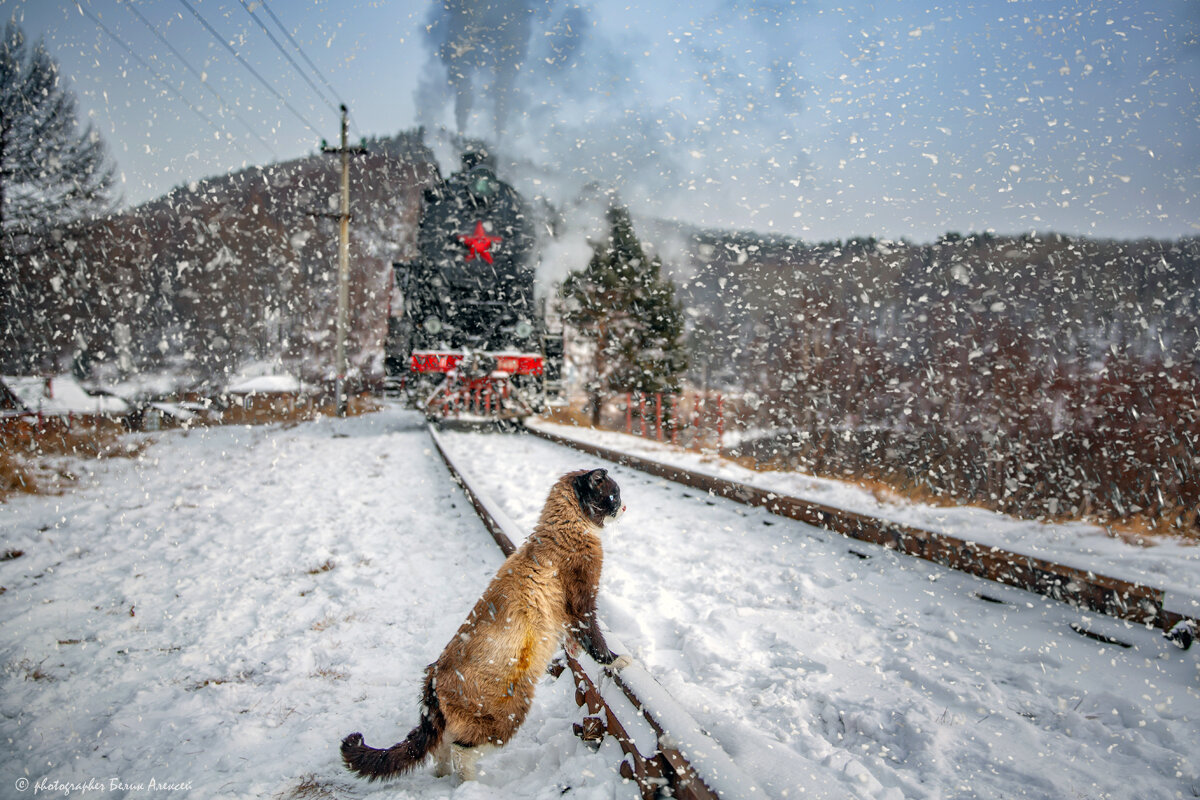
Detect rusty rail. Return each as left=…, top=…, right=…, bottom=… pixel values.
left=526, top=425, right=1198, bottom=635
left=428, top=424, right=749, bottom=799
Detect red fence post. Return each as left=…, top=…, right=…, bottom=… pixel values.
left=655, top=393, right=663, bottom=442
left=625, top=392, right=632, bottom=434
left=670, top=394, right=679, bottom=446
left=638, top=394, right=647, bottom=437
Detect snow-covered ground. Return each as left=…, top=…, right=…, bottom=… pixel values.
left=0, top=408, right=637, bottom=799
left=439, top=426, right=1200, bottom=800
left=2, top=407, right=1197, bottom=800
left=529, top=419, right=1200, bottom=615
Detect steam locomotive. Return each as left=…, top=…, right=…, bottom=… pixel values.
left=385, top=148, right=562, bottom=418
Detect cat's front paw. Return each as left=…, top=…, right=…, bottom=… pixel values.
left=564, top=637, right=581, bottom=658
left=606, top=654, right=633, bottom=672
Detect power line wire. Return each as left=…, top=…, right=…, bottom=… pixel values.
left=119, top=0, right=277, bottom=159
left=237, top=0, right=337, bottom=116
left=258, top=0, right=345, bottom=107
left=258, top=0, right=364, bottom=139
left=175, top=0, right=321, bottom=136
left=75, top=1, right=255, bottom=161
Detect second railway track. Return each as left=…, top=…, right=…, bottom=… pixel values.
left=525, top=423, right=1198, bottom=640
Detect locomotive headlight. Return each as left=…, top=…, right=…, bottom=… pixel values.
left=423, top=315, right=443, bottom=334
left=468, top=166, right=497, bottom=198
left=514, top=320, right=533, bottom=339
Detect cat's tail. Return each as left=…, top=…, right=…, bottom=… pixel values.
left=341, top=672, right=445, bottom=781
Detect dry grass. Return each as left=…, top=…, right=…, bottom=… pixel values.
left=273, top=775, right=351, bottom=800
left=0, top=392, right=385, bottom=505
left=312, top=613, right=357, bottom=632
left=0, top=421, right=145, bottom=503
left=539, top=403, right=596, bottom=428
left=1104, top=509, right=1200, bottom=546
left=3, top=419, right=135, bottom=457
left=10, top=658, right=55, bottom=682
left=306, top=559, right=336, bottom=575
left=222, top=392, right=382, bottom=427
left=187, top=670, right=256, bottom=692
left=341, top=393, right=382, bottom=417
left=220, top=400, right=318, bottom=427
left=0, top=450, right=38, bottom=497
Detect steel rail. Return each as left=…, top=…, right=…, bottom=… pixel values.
left=427, top=424, right=758, bottom=800
left=525, top=425, right=1198, bottom=637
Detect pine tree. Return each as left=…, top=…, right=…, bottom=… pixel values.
left=0, top=23, right=114, bottom=253
left=0, top=22, right=115, bottom=372
left=560, top=204, right=687, bottom=425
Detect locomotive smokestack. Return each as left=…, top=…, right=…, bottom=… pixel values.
left=417, top=0, right=534, bottom=139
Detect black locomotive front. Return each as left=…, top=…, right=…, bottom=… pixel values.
left=386, top=149, right=561, bottom=417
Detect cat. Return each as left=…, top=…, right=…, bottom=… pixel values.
left=341, top=467, right=631, bottom=782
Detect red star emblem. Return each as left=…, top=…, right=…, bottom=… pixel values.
left=459, top=221, right=501, bottom=264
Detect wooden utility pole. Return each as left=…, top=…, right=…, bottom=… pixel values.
left=321, top=104, right=365, bottom=416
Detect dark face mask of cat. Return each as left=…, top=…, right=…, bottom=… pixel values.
left=575, top=469, right=625, bottom=527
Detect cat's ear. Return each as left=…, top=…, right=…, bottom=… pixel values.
left=588, top=469, right=607, bottom=487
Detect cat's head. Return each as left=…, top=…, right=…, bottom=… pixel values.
left=572, top=468, right=625, bottom=528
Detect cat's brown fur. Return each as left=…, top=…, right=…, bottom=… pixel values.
left=341, top=468, right=628, bottom=781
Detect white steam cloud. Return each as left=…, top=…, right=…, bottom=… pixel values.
left=414, top=0, right=812, bottom=239
left=412, top=0, right=1200, bottom=245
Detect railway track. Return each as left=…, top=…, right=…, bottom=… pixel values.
left=428, top=424, right=758, bottom=800
left=524, top=424, right=1198, bottom=645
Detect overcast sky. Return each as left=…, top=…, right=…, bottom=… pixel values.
left=3, top=0, right=1197, bottom=243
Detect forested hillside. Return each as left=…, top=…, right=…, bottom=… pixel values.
left=670, top=231, right=1200, bottom=533
left=4, top=131, right=437, bottom=387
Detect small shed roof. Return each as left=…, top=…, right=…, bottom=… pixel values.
left=225, top=374, right=302, bottom=395
left=148, top=402, right=196, bottom=422
left=0, top=376, right=131, bottom=416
